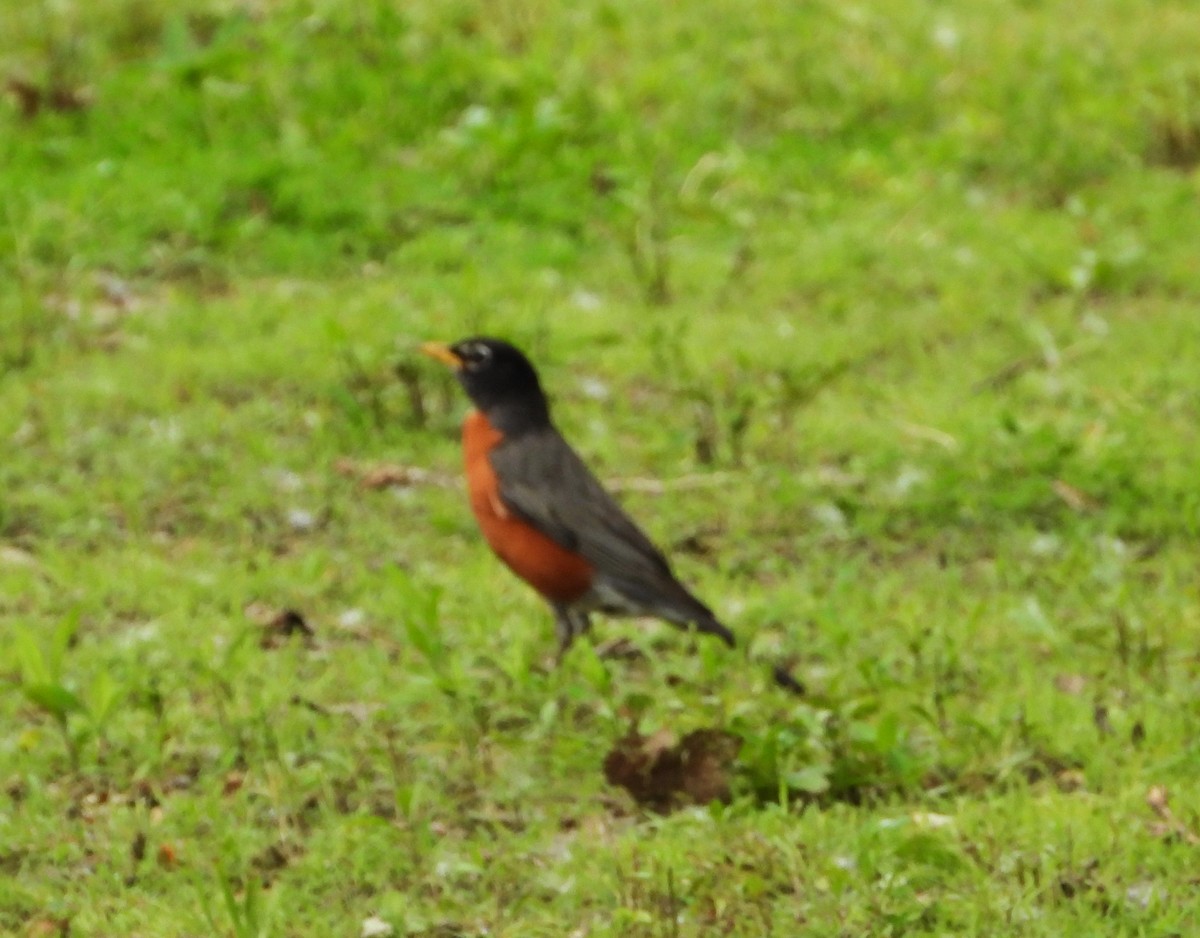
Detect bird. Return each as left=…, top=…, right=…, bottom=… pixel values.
left=422, top=337, right=736, bottom=661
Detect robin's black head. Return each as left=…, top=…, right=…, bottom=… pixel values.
left=422, top=337, right=550, bottom=433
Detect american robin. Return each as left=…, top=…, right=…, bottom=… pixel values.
left=422, top=337, right=736, bottom=660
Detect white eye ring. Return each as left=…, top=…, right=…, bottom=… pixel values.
left=466, top=343, right=492, bottom=364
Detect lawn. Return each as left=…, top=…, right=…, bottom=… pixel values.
left=3, top=1, right=1200, bottom=935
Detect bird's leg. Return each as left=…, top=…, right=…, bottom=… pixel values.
left=552, top=605, right=591, bottom=665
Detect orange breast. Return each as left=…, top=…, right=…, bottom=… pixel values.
left=462, top=410, right=594, bottom=603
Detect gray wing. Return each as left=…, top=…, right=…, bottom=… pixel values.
left=487, top=427, right=683, bottom=594
left=489, top=426, right=735, bottom=645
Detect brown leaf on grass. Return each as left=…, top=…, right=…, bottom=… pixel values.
left=594, top=637, right=646, bottom=661
left=133, top=780, right=161, bottom=808
left=1052, top=479, right=1099, bottom=512
left=254, top=608, right=315, bottom=649
left=130, top=831, right=147, bottom=864
left=361, top=464, right=445, bottom=490
left=603, top=725, right=741, bottom=812
left=406, top=926, right=473, bottom=938
left=333, top=458, right=453, bottom=490
left=1054, top=673, right=1087, bottom=695
left=334, top=456, right=734, bottom=498
left=591, top=163, right=616, bottom=196
left=6, top=77, right=91, bottom=118
left=1056, top=857, right=1101, bottom=900
left=22, top=918, right=71, bottom=938
left=251, top=843, right=291, bottom=878
left=1146, top=785, right=1200, bottom=844
left=6, top=778, right=28, bottom=805
left=156, top=843, right=178, bottom=868
left=325, top=701, right=383, bottom=723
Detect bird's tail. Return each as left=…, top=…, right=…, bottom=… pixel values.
left=693, top=611, right=736, bottom=648
left=655, top=585, right=737, bottom=648
left=665, top=589, right=806, bottom=696
left=659, top=595, right=736, bottom=647
left=692, top=610, right=805, bottom=696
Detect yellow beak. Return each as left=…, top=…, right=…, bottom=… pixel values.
left=420, top=342, right=463, bottom=368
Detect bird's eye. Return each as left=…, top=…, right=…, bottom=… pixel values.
left=464, top=343, right=492, bottom=367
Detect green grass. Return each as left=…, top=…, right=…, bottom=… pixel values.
left=4, top=0, right=1200, bottom=934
